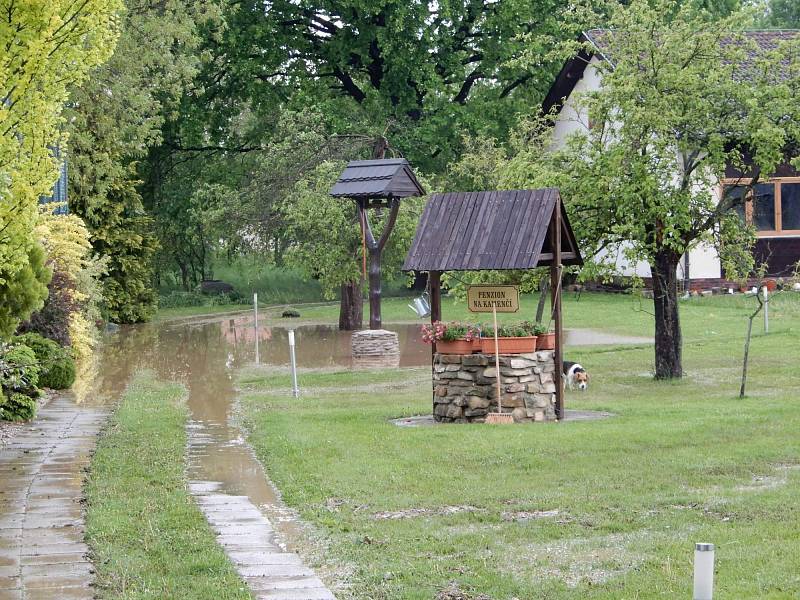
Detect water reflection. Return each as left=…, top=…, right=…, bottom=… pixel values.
left=217, top=318, right=429, bottom=368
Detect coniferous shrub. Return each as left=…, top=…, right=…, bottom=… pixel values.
left=0, top=244, right=52, bottom=339
left=0, top=343, right=41, bottom=421
left=0, top=392, right=37, bottom=422
left=13, top=333, right=76, bottom=390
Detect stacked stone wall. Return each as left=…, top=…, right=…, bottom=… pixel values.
left=433, top=351, right=558, bottom=423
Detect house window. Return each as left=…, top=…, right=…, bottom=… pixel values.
left=724, top=185, right=747, bottom=222
left=781, top=183, right=800, bottom=230
left=722, top=177, right=800, bottom=236
left=752, top=183, right=775, bottom=231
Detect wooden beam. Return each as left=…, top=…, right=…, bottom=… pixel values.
left=429, top=271, right=442, bottom=405
left=429, top=271, right=442, bottom=335
left=537, top=252, right=577, bottom=264
left=550, top=198, right=565, bottom=421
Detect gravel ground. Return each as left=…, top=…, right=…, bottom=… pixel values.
left=0, top=390, right=55, bottom=446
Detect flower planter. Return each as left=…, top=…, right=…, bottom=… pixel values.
left=436, top=339, right=474, bottom=354
left=471, top=338, right=482, bottom=352
left=536, top=332, right=555, bottom=350
left=480, top=336, right=537, bottom=354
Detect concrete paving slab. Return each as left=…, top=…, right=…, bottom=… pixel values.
left=0, top=588, right=22, bottom=600
left=254, top=588, right=336, bottom=600
left=0, top=396, right=108, bottom=597
left=20, top=552, right=87, bottom=566
left=247, top=576, right=330, bottom=591
left=23, top=587, right=93, bottom=600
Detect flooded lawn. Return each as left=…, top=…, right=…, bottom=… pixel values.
left=66, top=313, right=650, bottom=556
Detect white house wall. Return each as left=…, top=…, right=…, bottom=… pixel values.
left=551, top=57, right=604, bottom=148
left=550, top=55, right=723, bottom=282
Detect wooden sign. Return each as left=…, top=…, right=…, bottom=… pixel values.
left=467, top=285, right=520, bottom=313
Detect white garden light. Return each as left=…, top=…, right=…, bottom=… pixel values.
left=288, top=329, right=299, bottom=398
left=693, top=542, right=715, bottom=600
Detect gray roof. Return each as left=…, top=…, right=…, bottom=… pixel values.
left=403, top=189, right=582, bottom=272
left=543, top=29, right=800, bottom=115
left=584, top=28, right=800, bottom=68
left=330, top=158, right=425, bottom=199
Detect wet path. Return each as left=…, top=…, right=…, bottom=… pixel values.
left=180, top=316, right=337, bottom=599
left=0, top=396, right=109, bottom=600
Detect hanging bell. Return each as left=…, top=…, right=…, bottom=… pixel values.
left=408, top=293, right=431, bottom=318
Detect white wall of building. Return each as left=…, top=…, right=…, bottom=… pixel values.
left=550, top=56, right=603, bottom=147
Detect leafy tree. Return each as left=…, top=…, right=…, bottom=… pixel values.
left=194, top=0, right=609, bottom=174
left=67, top=0, right=221, bottom=321
left=504, top=0, right=800, bottom=379
left=0, top=0, right=120, bottom=335
left=766, top=0, right=800, bottom=27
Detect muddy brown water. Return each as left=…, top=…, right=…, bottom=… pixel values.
left=84, top=318, right=432, bottom=555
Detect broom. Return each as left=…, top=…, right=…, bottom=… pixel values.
left=485, top=304, right=514, bottom=424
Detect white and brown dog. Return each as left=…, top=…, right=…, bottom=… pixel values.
left=563, top=361, right=589, bottom=391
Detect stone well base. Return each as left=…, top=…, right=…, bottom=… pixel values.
left=433, top=351, right=557, bottom=423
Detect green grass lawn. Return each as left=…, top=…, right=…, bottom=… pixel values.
left=85, top=373, right=249, bottom=599
left=154, top=303, right=255, bottom=321
left=261, top=289, right=800, bottom=339
left=237, top=292, right=800, bottom=599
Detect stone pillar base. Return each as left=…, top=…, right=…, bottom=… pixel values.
left=352, top=329, right=400, bottom=368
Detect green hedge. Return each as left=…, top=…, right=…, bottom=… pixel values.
left=14, top=332, right=76, bottom=390
left=0, top=343, right=40, bottom=421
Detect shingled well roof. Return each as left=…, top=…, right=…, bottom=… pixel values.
left=330, top=158, right=425, bottom=199
left=403, top=188, right=582, bottom=272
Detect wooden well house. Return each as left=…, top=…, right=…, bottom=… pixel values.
left=403, top=188, right=583, bottom=422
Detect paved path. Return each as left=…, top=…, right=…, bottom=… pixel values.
left=188, top=422, right=336, bottom=600
left=0, top=396, right=109, bottom=600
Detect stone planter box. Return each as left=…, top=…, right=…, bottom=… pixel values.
left=479, top=336, right=537, bottom=354
left=433, top=351, right=557, bottom=424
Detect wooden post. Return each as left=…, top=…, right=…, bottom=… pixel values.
left=429, top=271, right=442, bottom=350
left=550, top=197, right=564, bottom=421
left=429, top=271, right=442, bottom=403
left=357, top=197, right=400, bottom=330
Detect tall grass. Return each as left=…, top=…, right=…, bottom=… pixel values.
left=159, top=255, right=416, bottom=310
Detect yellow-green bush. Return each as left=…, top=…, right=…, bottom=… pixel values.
left=28, top=208, right=107, bottom=363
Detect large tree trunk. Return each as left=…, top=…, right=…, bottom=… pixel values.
left=650, top=249, right=682, bottom=379
left=178, top=261, right=189, bottom=291
left=339, top=280, right=363, bottom=330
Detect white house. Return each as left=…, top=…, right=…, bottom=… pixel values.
left=543, top=29, right=800, bottom=285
